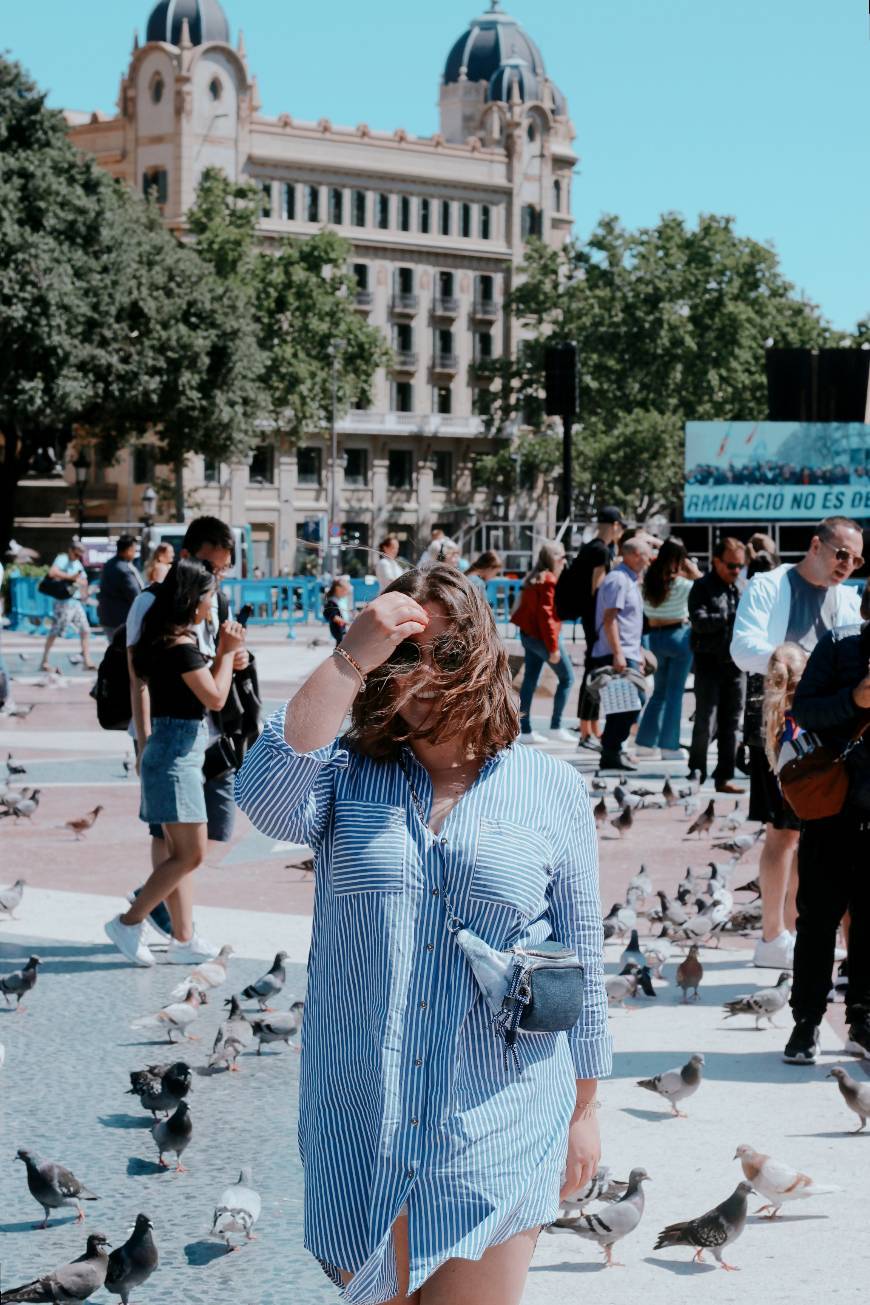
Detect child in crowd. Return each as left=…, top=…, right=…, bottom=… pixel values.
left=324, top=578, right=353, bottom=644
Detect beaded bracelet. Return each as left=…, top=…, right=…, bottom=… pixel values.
left=332, top=645, right=367, bottom=690
left=574, top=1099, right=600, bottom=1122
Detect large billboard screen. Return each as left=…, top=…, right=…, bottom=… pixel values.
left=684, top=421, right=870, bottom=520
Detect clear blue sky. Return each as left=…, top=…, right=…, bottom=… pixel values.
left=5, top=0, right=867, bottom=330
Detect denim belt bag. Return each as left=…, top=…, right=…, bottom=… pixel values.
left=399, top=757, right=585, bottom=1069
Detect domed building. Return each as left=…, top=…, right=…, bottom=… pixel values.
left=62, top=1, right=575, bottom=572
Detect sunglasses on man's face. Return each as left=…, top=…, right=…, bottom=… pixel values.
left=721, top=561, right=742, bottom=572
left=820, top=539, right=864, bottom=569
left=385, top=634, right=470, bottom=675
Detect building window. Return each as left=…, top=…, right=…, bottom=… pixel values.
left=249, top=444, right=275, bottom=485
left=438, top=328, right=454, bottom=356
left=476, top=331, right=493, bottom=360
left=395, top=322, right=414, bottom=352
left=438, top=270, right=454, bottom=298
left=209, top=77, right=222, bottom=102
left=388, top=449, right=414, bottom=488
left=328, top=187, right=344, bottom=224
left=480, top=204, right=492, bottom=240
left=461, top=203, right=472, bottom=238
left=151, top=75, right=164, bottom=104
left=433, top=450, right=453, bottom=488
left=142, top=168, right=168, bottom=205
left=436, top=385, right=452, bottom=415
left=353, top=262, right=369, bottom=291
left=306, top=185, right=320, bottom=222
left=477, top=273, right=494, bottom=305
left=397, top=266, right=414, bottom=295
left=259, top=181, right=273, bottom=218
left=521, top=204, right=542, bottom=240
left=377, top=193, right=390, bottom=229
left=419, top=198, right=431, bottom=234
left=352, top=189, right=367, bottom=226
left=281, top=183, right=295, bottom=220
left=393, top=382, right=413, bottom=413
left=344, top=449, right=368, bottom=486
left=204, top=457, right=220, bottom=486
left=133, top=446, right=157, bottom=485
left=553, top=179, right=562, bottom=212
left=527, top=123, right=537, bottom=143
left=297, top=447, right=322, bottom=485
left=440, top=200, right=451, bottom=236
left=399, top=195, right=412, bottom=232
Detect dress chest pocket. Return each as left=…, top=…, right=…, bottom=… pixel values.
left=330, top=801, right=406, bottom=894
left=471, top=818, right=553, bottom=918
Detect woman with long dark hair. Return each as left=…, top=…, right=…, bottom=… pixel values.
left=104, top=559, right=245, bottom=967
left=236, top=565, right=610, bottom=1305
left=634, top=536, right=701, bottom=760
left=511, top=541, right=576, bottom=743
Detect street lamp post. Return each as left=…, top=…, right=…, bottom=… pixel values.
left=72, top=449, right=89, bottom=537
left=328, top=339, right=346, bottom=576
left=141, top=485, right=157, bottom=527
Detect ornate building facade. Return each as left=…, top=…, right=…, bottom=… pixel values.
left=65, top=0, right=575, bottom=571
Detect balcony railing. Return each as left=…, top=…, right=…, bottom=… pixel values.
left=472, top=297, right=498, bottom=320
left=391, top=292, right=418, bottom=314
left=354, top=289, right=373, bottom=308
left=433, top=352, right=459, bottom=373
left=392, top=351, right=418, bottom=371
left=432, top=295, right=459, bottom=317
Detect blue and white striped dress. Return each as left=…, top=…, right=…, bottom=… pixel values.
left=236, top=708, right=611, bottom=1303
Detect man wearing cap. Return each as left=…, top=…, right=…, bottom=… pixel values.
left=39, top=540, right=96, bottom=672
left=555, top=506, right=626, bottom=750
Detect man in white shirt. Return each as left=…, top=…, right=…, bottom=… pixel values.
left=730, top=515, right=864, bottom=969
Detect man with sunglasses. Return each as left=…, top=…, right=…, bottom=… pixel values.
left=731, top=516, right=864, bottom=973
left=687, top=537, right=747, bottom=791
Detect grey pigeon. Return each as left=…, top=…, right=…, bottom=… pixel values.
left=610, top=804, right=634, bottom=837
left=1, top=1231, right=110, bottom=1301
left=240, top=951, right=288, bottom=1010
left=828, top=1067, right=870, bottom=1133
left=637, top=1053, right=705, bottom=1117
left=151, top=1102, right=192, bottom=1171
left=593, top=795, right=608, bottom=828
left=130, top=988, right=204, bottom=1042
left=7, top=752, right=26, bottom=776
left=723, top=973, right=791, bottom=1028
left=619, top=930, right=645, bottom=971
left=127, top=1062, right=191, bottom=1117
left=169, top=944, right=233, bottom=1002
left=559, top=1165, right=628, bottom=1217
left=654, top=1181, right=751, bottom=1270
left=250, top=1001, right=305, bottom=1055
left=0, top=878, right=26, bottom=917
left=686, top=798, right=715, bottom=838
left=550, top=1167, right=650, bottom=1267
left=662, top=777, right=679, bottom=807
left=590, top=777, right=609, bottom=792
left=656, top=891, right=687, bottom=929
left=105, top=1214, right=158, bottom=1304
left=1, top=955, right=41, bottom=1010
left=16, top=1149, right=99, bottom=1229
left=209, top=997, right=253, bottom=1071
left=711, top=829, right=764, bottom=859
left=211, top=1166, right=262, bottom=1250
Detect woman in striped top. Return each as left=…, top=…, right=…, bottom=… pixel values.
left=634, top=536, right=702, bottom=761
left=236, top=564, right=610, bottom=1305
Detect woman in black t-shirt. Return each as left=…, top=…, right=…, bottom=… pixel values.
left=103, top=559, right=245, bottom=968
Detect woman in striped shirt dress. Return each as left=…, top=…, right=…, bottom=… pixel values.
left=235, top=564, right=611, bottom=1304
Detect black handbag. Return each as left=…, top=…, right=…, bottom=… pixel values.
left=202, top=734, right=240, bottom=783
left=38, top=574, right=75, bottom=600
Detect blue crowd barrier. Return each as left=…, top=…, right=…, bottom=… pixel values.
left=7, top=576, right=58, bottom=632
left=220, top=577, right=324, bottom=639
left=485, top=577, right=522, bottom=626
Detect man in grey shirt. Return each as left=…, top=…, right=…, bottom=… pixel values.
left=589, top=537, right=651, bottom=771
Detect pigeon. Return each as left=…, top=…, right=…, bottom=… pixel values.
left=637, top=1053, right=705, bottom=1117
left=559, top=1165, right=628, bottom=1217
left=10, top=791, right=41, bottom=819
left=622, top=963, right=657, bottom=997
left=250, top=1001, right=305, bottom=1055
left=711, top=829, right=764, bottom=859
left=211, top=1167, right=262, bottom=1250
left=590, top=777, right=609, bottom=792
left=643, top=928, right=674, bottom=978
left=723, top=973, right=791, bottom=1028
left=6, top=752, right=26, bottom=776
left=686, top=799, right=715, bottom=838
left=1, top=1231, right=110, bottom=1302
left=0, top=878, right=26, bottom=917
left=707, top=859, right=741, bottom=890
left=64, top=806, right=103, bottom=839
left=131, top=988, right=204, bottom=1042
left=662, top=777, right=679, bottom=808
left=656, top=891, right=687, bottom=929
left=610, top=804, right=633, bottom=837
left=827, top=1067, right=870, bottom=1132
left=717, top=806, right=746, bottom=834
left=239, top=951, right=288, bottom=1010
left=127, top=1062, right=192, bottom=1117
left=603, top=901, right=636, bottom=937
left=68, top=653, right=83, bottom=666
left=104, top=1214, right=158, bottom=1304
left=122, top=756, right=133, bottom=775
left=627, top=866, right=653, bottom=900
left=593, top=795, right=608, bottom=828
left=152, top=1101, right=192, bottom=1171
left=734, top=1145, right=839, bottom=1217
left=16, top=1149, right=99, bottom=1229
left=677, top=900, right=731, bottom=947
left=1, top=955, right=41, bottom=1010
left=2, top=703, right=36, bottom=718
left=629, top=785, right=656, bottom=799
left=675, top=945, right=704, bottom=1002
left=619, top=930, right=646, bottom=971
left=549, top=1167, right=650, bottom=1267
left=605, top=970, right=642, bottom=1010
left=208, top=997, right=254, bottom=1071
left=169, top=944, right=234, bottom=1001
left=654, top=1181, right=751, bottom=1270
left=682, top=795, right=700, bottom=818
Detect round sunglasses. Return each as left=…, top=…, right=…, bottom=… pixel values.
left=384, top=634, right=470, bottom=675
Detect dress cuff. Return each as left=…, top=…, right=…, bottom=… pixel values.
left=569, top=1033, right=613, bottom=1081
left=261, top=706, right=350, bottom=770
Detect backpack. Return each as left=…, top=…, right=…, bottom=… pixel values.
left=555, top=556, right=584, bottom=622
left=93, top=625, right=134, bottom=730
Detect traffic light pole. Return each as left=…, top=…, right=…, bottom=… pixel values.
left=560, top=409, right=573, bottom=525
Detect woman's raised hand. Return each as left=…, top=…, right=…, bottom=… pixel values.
left=217, top=619, right=246, bottom=656
left=342, top=592, right=429, bottom=673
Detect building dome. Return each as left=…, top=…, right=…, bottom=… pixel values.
left=487, top=57, right=541, bottom=104
left=444, top=1, right=545, bottom=86
left=146, top=0, right=230, bottom=47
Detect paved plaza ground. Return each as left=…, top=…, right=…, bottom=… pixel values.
left=0, top=625, right=865, bottom=1304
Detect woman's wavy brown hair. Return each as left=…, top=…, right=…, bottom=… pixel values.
left=345, top=564, right=519, bottom=760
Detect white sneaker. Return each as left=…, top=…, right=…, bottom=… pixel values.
left=105, top=915, right=155, bottom=967
left=634, top=746, right=660, bottom=758
left=753, top=931, right=794, bottom=970
left=166, top=933, right=219, bottom=965
left=547, top=727, right=579, bottom=744
left=518, top=731, right=547, bottom=745
left=661, top=748, right=688, bottom=761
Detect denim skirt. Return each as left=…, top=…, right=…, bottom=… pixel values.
left=139, top=717, right=208, bottom=826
